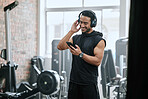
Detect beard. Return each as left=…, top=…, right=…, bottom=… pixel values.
left=81, top=27, right=91, bottom=33
left=85, top=28, right=91, bottom=33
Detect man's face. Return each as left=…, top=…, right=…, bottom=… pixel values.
left=79, top=15, right=92, bottom=33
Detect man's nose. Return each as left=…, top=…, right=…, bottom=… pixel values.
left=80, top=23, right=85, bottom=28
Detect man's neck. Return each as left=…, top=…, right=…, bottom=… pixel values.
left=85, top=28, right=93, bottom=34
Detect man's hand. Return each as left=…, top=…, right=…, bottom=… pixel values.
left=70, top=20, right=81, bottom=33
left=68, top=44, right=82, bottom=56
left=57, top=20, right=80, bottom=50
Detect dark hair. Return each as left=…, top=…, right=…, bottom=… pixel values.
left=80, top=10, right=96, bottom=21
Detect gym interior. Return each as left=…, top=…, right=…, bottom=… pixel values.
left=0, top=0, right=147, bottom=99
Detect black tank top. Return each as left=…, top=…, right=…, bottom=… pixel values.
left=70, top=31, right=106, bottom=85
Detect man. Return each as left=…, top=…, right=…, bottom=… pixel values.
left=57, top=10, right=106, bottom=99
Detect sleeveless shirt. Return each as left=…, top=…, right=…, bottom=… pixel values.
left=70, top=30, right=106, bottom=85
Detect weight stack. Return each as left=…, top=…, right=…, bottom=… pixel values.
left=52, top=40, right=72, bottom=92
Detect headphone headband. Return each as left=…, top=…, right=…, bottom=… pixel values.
left=78, top=10, right=97, bottom=27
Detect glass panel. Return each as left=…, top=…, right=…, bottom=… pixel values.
left=46, top=12, right=64, bottom=56
left=102, top=9, right=120, bottom=60
left=84, top=0, right=120, bottom=6
left=46, top=0, right=120, bottom=8
left=46, top=0, right=82, bottom=8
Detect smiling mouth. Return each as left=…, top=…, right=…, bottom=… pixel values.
left=81, top=28, right=85, bottom=31
left=81, top=27, right=87, bottom=31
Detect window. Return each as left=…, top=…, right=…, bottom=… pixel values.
left=102, top=9, right=120, bottom=59
left=46, top=0, right=82, bottom=8
left=46, top=11, right=102, bottom=57
left=46, top=0, right=120, bottom=8
left=39, top=0, right=130, bottom=97
left=40, top=0, right=129, bottom=98
left=84, top=0, right=120, bottom=6
left=44, top=0, right=121, bottom=59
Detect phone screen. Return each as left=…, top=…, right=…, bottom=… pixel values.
left=66, top=42, right=76, bottom=49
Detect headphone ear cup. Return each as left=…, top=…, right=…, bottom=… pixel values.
left=78, top=12, right=81, bottom=23
left=91, top=19, right=97, bottom=27
left=78, top=18, right=80, bottom=23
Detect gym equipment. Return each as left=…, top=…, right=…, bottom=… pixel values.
left=101, top=50, right=117, bottom=98
left=52, top=40, right=71, bottom=98
left=0, top=1, right=62, bottom=98
left=115, top=38, right=128, bottom=74
left=37, top=70, right=60, bottom=95
left=31, top=56, right=62, bottom=97
left=101, top=49, right=127, bottom=99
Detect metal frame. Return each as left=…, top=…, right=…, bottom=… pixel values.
left=3, top=1, right=19, bottom=92
left=45, top=6, right=119, bottom=12
left=5, top=10, right=12, bottom=62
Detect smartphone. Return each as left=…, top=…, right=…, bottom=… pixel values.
left=66, top=42, right=77, bottom=49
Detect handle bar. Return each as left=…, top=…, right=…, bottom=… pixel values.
left=4, top=1, right=19, bottom=12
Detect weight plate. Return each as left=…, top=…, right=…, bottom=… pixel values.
left=37, top=70, right=60, bottom=95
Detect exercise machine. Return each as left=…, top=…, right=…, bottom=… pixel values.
left=101, top=49, right=127, bottom=99
left=0, top=1, right=62, bottom=98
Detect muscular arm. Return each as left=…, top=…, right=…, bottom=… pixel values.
left=57, top=20, right=80, bottom=50
left=69, top=40, right=105, bottom=66
left=57, top=31, right=73, bottom=50
left=82, top=40, right=105, bottom=66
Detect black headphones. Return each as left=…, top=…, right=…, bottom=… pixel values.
left=78, top=10, right=97, bottom=27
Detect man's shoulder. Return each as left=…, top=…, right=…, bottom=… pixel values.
left=94, top=31, right=103, bottom=37
left=73, top=34, right=81, bottom=38
left=72, top=34, right=81, bottom=42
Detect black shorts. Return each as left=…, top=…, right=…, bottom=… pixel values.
left=68, top=82, right=100, bottom=99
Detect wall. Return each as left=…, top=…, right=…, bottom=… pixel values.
left=0, top=0, right=38, bottom=83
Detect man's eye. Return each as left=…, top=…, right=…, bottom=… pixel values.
left=84, top=22, right=88, bottom=25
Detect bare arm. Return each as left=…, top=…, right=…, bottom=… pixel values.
left=57, top=20, right=80, bottom=50
left=57, top=31, right=74, bottom=50
left=82, top=40, right=105, bottom=66
left=69, top=40, right=105, bottom=66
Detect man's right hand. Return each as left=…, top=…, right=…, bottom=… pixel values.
left=57, top=20, right=80, bottom=50
left=70, top=20, right=81, bottom=33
